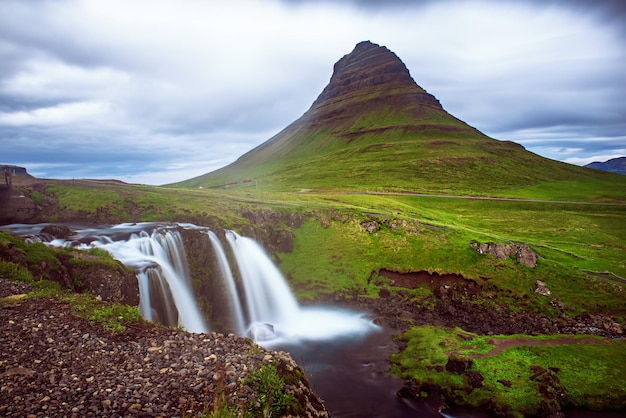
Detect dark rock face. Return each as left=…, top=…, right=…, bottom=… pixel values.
left=0, top=233, right=139, bottom=305
left=74, top=260, right=140, bottom=305
left=306, top=41, right=445, bottom=129
left=0, top=187, right=40, bottom=224
left=312, top=41, right=436, bottom=105
left=239, top=208, right=302, bottom=255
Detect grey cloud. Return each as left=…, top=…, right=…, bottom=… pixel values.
left=1, top=0, right=624, bottom=184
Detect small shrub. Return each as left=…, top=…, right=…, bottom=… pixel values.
left=244, top=362, right=296, bottom=417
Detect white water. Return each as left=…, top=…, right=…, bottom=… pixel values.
left=206, top=230, right=246, bottom=334
left=225, top=230, right=378, bottom=346
left=1, top=222, right=378, bottom=345
left=92, top=227, right=209, bottom=333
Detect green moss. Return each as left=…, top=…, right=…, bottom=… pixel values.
left=391, top=326, right=626, bottom=415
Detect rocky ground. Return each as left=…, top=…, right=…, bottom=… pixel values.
left=0, top=281, right=328, bottom=417
left=347, top=281, right=624, bottom=339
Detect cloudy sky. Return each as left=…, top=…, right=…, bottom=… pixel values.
left=1, top=0, right=625, bottom=185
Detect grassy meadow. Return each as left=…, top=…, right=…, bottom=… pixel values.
left=9, top=177, right=625, bottom=414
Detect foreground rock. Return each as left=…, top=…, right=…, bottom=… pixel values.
left=0, top=296, right=328, bottom=417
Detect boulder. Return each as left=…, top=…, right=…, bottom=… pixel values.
left=41, top=224, right=74, bottom=239
left=470, top=241, right=540, bottom=267
left=535, top=280, right=551, bottom=296
left=516, top=244, right=539, bottom=267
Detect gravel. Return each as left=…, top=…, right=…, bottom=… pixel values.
left=0, top=285, right=328, bottom=417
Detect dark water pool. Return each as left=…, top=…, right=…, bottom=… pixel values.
left=272, top=325, right=623, bottom=418
left=273, top=326, right=449, bottom=417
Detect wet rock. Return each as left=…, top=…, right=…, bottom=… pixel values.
left=41, top=224, right=74, bottom=239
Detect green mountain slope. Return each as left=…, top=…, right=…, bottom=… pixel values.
left=176, top=41, right=625, bottom=201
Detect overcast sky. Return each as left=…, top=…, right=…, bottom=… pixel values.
left=1, top=0, right=625, bottom=185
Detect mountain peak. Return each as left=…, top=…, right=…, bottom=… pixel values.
left=316, top=40, right=422, bottom=100
left=307, top=41, right=442, bottom=127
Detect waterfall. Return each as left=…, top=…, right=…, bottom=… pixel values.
left=2, top=222, right=379, bottom=344
left=225, top=230, right=300, bottom=332
left=206, top=230, right=246, bottom=334
left=92, top=226, right=209, bottom=333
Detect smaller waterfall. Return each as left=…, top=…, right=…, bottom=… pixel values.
left=224, top=230, right=378, bottom=345
left=207, top=230, right=246, bottom=334
left=226, top=231, right=300, bottom=333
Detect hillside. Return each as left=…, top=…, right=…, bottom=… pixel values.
left=175, top=41, right=625, bottom=201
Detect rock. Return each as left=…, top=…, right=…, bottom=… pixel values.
left=464, top=370, right=484, bottom=390
left=0, top=297, right=329, bottom=417
left=445, top=354, right=473, bottom=374
left=41, top=224, right=74, bottom=239
left=535, top=280, right=551, bottom=296
left=497, top=379, right=512, bottom=388
left=471, top=241, right=540, bottom=267
left=516, top=244, right=539, bottom=267
left=361, top=221, right=380, bottom=234
left=489, top=243, right=516, bottom=260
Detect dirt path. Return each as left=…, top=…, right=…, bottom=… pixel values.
left=473, top=336, right=610, bottom=358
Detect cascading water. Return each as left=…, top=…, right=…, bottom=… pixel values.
left=1, top=222, right=378, bottom=346
left=92, top=226, right=209, bottom=333
left=225, top=230, right=300, bottom=338
left=224, top=230, right=378, bottom=345
left=206, top=230, right=246, bottom=334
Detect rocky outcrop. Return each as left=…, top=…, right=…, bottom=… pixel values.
left=0, top=186, right=40, bottom=224
left=535, top=280, right=551, bottom=296
left=68, top=252, right=140, bottom=305
left=0, top=231, right=139, bottom=305
left=41, top=224, right=74, bottom=239
left=470, top=240, right=540, bottom=267
left=177, top=227, right=240, bottom=332
left=239, top=208, right=303, bottom=255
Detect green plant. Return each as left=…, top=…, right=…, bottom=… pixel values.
left=30, top=190, right=45, bottom=205
left=62, top=292, right=142, bottom=334
left=244, top=362, right=296, bottom=417
left=0, top=260, right=33, bottom=282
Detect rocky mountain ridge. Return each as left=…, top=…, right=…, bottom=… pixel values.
left=585, top=156, right=626, bottom=175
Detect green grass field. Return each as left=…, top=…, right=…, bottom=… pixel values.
left=21, top=177, right=626, bottom=416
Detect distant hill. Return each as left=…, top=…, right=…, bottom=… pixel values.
left=585, top=157, right=626, bottom=175
left=174, top=41, right=625, bottom=199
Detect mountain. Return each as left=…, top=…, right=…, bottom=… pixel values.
left=176, top=41, right=625, bottom=198
left=585, top=157, right=626, bottom=175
